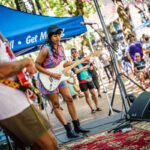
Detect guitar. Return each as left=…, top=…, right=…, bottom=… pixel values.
left=39, top=51, right=101, bottom=92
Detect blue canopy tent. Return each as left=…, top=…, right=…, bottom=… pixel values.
left=0, top=5, right=87, bottom=55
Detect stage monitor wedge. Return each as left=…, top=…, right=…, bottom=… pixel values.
left=128, top=91, right=150, bottom=121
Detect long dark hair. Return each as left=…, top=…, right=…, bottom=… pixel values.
left=42, top=32, right=58, bottom=58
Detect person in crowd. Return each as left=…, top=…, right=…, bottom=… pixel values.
left=142, top=35, right=150, bottom=67
left=88, top=62, right=101, bottom=97
left=67, top=76, right=78, bottom=99
left=101, top=49, right=114, bottom=82
left=116, top=42, right=124, bottom=73
left=122, top=54, right=133, bottom=76
left=32, top=75, right=44, bottom=110
left=122, top=44, right=133, bottom=76
left=35, top=25, right=89, bottom=139
left=126, top=33, right=144, bottom=63
left=0, top=34, right=58, bottom=150
left=134, top=52, right=150, bottom=88
left=71, top=48, right=102, bottom=114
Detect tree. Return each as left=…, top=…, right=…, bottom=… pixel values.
left=46, top=0, right=96, bottom=51
left=112, top=0, right=133, bottom=41
left=0, top=0, right=16, bottom=8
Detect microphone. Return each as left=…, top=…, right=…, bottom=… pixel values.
left=81, top=22, right=97, bottom=25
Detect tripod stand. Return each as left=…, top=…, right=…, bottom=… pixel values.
left=108, top=72, right=146, bottom=116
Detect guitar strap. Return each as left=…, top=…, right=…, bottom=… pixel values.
left=0, top=80, right=20, bottom=89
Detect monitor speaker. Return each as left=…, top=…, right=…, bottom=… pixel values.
left=128, top=91, right=150, bottom=121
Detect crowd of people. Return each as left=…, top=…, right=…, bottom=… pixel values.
left=0, top=24, right=150, bottom=149
left=116, top=33, right=150, bottom=88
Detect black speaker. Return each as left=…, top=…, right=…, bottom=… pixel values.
left=128, top=91, right=150, bottom=121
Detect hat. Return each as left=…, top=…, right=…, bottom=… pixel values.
left=47, top=25, right=63, bottom=35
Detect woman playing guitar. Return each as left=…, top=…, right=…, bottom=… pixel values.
left=35, top=25, right=89, bottom=139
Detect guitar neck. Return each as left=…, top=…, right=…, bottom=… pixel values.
left=63, top=58, right=85, bottom=73
left=63, top=51, right=102, bottom=73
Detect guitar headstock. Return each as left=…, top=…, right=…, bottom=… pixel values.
left=88, top=51, right=101, bottom=57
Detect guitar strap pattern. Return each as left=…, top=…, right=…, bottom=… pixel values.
left=0, top=80, right=20, bottom=89
left=0, top=79, right=41, bottom=101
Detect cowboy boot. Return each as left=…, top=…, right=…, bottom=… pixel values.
left=64, top=123, right=79, bottom=138
left=72, top=119, right=90, bottom=134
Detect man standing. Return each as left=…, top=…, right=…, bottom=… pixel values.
left=0, top=34, right=58, bottom=150
left=71, top=48, right=102, bottom=114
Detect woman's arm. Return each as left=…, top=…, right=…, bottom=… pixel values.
left=35, top=47, right=53, bottom=76
left=35, top=47, right=61, bottom=79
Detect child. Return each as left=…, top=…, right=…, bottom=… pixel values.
left=134, top=52, right=150, bottom=88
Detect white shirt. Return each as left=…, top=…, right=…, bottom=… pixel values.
left=0, top=40, right=30, bottom=120
left=0, top=84, right=30, bottom=120
left=101, top=50, right=110, bottom=66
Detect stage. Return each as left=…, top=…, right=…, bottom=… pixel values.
left=58, top=113, right=150, bottom=150
left=55, top=113, right=126, bottom=145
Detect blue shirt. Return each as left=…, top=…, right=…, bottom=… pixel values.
left=72, top=57, right=90, bottom=81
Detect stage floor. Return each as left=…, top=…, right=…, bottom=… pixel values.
left=55, top=112, right=127, bottom=145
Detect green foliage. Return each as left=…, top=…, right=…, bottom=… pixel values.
left=0, top=0, right=16, bottom=8
left=47, top=0, right=95, bottom=17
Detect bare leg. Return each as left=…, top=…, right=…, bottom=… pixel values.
left=47, top=94, right=67, bottom=125
left=60, top=86, right=78, bottom=120
left=83, top=90, right=95, bottom=112
left=35, top=130, right=58, bottom=150
left=60, top=87, right=88, bottom=137
left=97, top=87, right=101, bottom=97
left=90, top=88, right=99, bottom=109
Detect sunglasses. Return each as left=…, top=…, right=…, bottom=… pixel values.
left=71, top=51, right=77, bottom=54
left=135, top=55, right=140, bottom=58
